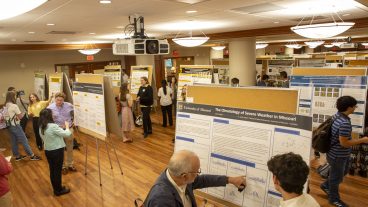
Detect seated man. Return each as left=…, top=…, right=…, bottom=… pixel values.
left=144, top=150, right=246, bottom=207
left=267, top=152, right=320, bottom=207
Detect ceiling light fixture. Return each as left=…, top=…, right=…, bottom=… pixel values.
left=324, top=44, right=334, bottom=48
left=28, top=31, right=35, bottom=34
left=256, top=43, right=268, bottom=49
left=362, top=43, right=368, bottom=46
left=291, top=11, right=355, bottom=39
left=172, top=21, right=209, bottom=47
left=332, top=39, right=347, bottom=47
left=78, top=43, right=101, bottom=55
left=89, top=32, right=96, bottom=35
left=99, top=0, right=111, bottom=4
left=274, top=21, right=280, bottom=24
left=212, top=46, right=226, bottom=50
left=0, top=0, right=47, bottom=21
left=186, top=10, right=197, bottom=14
left=304, top=40, right=324, bottom=47
left=285, top=41, right=302, bottom=49
left=47, top=23, right=55, bottom=26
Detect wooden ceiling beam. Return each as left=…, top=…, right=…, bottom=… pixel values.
left=0, top=43, right=113, bottom=51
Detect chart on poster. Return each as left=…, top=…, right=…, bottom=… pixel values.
left=174, top=102, right=312, bottom=207
left=73, top=82, right=107, bottom=138
left=290, top=76, right=367, bottom=132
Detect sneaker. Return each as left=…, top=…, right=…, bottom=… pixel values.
left=15, top=155, right=27, bottom=161
left=30, top=155, right=41, bottom=161
left=329, top=201, right=348, bottom=207
left=54, top=186, right=70, bottom=196
left=320, top=184, right=330, bottom=196
left=339, top=200, right=349, bottom=207
left=68, top=166, right=77, bottom=172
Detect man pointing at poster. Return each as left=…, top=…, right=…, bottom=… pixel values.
left=144, top=150, right=246, bottom=207
left=47, top=92, right=77, bottom=174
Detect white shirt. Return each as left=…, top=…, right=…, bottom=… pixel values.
left=166, top=170, right=192, bottom=207
left=5, top=103, right=21, bottom=126
left=280, top=194, right=320, bottom=207
left=158, top=87, right=173, bottom=106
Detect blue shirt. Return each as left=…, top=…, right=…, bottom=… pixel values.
left=39, top=123, right=71, bottom=151
left=47, top=102, right=73, bottom=127
left=327, top=112, right=352, bottom=159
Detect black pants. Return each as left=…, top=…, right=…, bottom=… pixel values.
left=32, top=117, right=43, bottom=148
left=45, top=148, right=64, bottom=193
left=141, top=107, right=152, bottom=134
left=161, top=104, right=173, bottom=127
left=20, top=115, right=28, bottom=132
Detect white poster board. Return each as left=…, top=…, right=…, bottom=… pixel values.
left=73, top=82, right=107, bottom=139
left=175, top=102, right=312, bottom=207
left=34, top=72, right=46, bottom=100
left=49, top=73, right=63, bottom=98
left=130, top=68, right=149, bottom=94
left=290, top=76, right=367, bottom=132
left=104, top=68, right=122, bottom=87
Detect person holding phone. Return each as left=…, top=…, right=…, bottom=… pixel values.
left=39, top=108, right=71, bottom=196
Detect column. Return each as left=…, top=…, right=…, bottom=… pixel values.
left=285, top=47, right=294, bottom=56
left=229, top=38, right=256, bottom=86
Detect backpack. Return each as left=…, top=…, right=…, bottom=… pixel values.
left=0, top=106, right=17, bottom=129
left=312, top=116, right=335, bottom=153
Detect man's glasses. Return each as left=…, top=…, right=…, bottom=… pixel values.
left=182, top=168, right=201, bottom=175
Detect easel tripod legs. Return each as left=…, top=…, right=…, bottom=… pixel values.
left=105, top=142, right=113, bottom=169
left=109, top=137, right=123, bottom=175
left=96, top=138, right=102, bottom=186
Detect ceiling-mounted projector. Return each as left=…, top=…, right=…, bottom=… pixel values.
left=112, top=15, right=169, bottom=55
left=113, top=39, right=169, bottom=55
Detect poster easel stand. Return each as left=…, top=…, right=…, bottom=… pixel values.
left=75, top=127, right=123, bottom=187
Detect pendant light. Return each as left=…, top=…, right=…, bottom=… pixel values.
left=0, top=0, right=47, bottom=20
left=78, top=43, right=101, bottom=55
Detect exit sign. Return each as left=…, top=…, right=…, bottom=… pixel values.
left=86, top=55, right=94, bottom=61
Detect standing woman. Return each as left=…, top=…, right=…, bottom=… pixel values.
left=28, top=93, right=53, bottom=150
left=4, top=91, right=40, bottom=161
left=170, top=76, right=178, bottom=115
left=39, top=108, right=71, bottom=196
left=120, top=83, right=135, bottom=143
left=158, top=80, right=173, bottom=127
left=137, top=77, right=153, bottom=138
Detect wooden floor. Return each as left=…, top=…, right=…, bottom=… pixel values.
left=0, top=112, right=367, bottom=207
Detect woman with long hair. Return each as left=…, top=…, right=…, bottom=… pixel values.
left=137, top=77, right=153, bottom=138
left=39, top=108, right=71, bottom=196
left=120, top=83, right=135, bottom=142
left=158, top=79, right=173, bottom=127
left=4, top=91, right=40, bottom=161
left=28, top=93, right=53, bottom=150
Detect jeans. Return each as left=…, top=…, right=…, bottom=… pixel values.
left=7, top=125, right=33, bottom=157
left=45, top=148, right=64, bottom=193
left=141, top=107, right=152, bottom=134
left=32, top=117, right=43, bottom=148
left=322, top=156, right=350, bottom=202
left=161, top=104, right=173, bottom=127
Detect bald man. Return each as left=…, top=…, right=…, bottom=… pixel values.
left=144, top=150, right=246, bottom=207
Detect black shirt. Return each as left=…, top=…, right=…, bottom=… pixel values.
left=137, top=85, right=153, bottom=106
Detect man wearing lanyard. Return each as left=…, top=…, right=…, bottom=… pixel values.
left=47, top=92, right=77, bottom=174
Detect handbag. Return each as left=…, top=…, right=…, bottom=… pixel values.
left=135, top=115, right=143, bottom=126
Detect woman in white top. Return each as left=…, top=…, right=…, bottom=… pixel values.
left=158, top=80, right=173, bottom=127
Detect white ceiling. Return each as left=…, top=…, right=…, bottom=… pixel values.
left=0, top=0, right=367, bottom=44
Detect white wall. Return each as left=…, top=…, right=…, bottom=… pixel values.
left=0, top=49, right=124, bottom=102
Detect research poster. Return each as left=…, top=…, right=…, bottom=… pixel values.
left=177, top=73, right=194, bottom=101
left=73, top=82, right=107, bottom=139
left=49, top=74, right=63, bottom=98
left=34, top=72, right=46, bottom=101
left=174, top=102, right=312, bottom=207
left=290, top=76, right=367, bottom=132
left=130, top=68, right=149, bottom=94
left=177, top=68, right=213, bottom=101
left=104, top=69, right=121, bottom=87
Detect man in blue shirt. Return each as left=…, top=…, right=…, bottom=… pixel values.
left=320, top=96, right=368, bottom=207
left=48, top=92, right=77, bottom=174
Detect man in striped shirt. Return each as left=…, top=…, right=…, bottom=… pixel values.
left=320, top=96, right=368, bottom=207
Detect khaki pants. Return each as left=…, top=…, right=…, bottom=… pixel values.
left=63, top=128, right=74, bottom=168
left=0, top=191, right=13, bottom=207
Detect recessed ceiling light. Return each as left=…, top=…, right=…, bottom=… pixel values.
left=89, top=32, right=96, bottom=35
left=99, top=0, right=111, bottom=4
left=342, top=13, right=351, bottom=16
left=47, top=23, right=55, bottom=26
left=28, top=32, right=35, bottom=34
left=11, top=39, right=16, bottom=42
left=274, top=21, right=280, bottom=24
left=186, top=10, right=197, bottom=14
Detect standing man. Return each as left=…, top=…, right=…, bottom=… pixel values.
left=144, top=150, right=246, bottom=207
left=47, top=92, right=77, bottom=174
left=320, top=96, right=368, bottom=207
left=267, top=152, right=320, bottom=207
left=7, top=87, right=29, bottom=136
